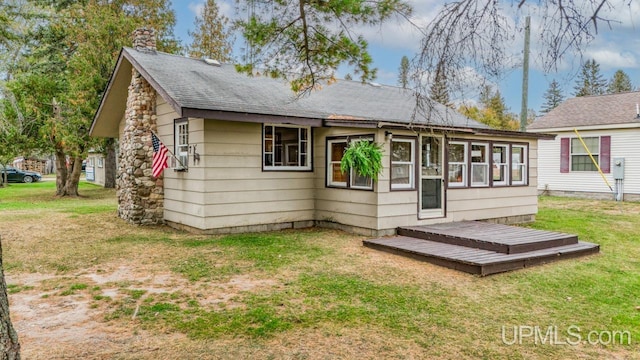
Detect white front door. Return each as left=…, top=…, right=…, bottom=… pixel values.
left=419, top=135, right=445, bottom=218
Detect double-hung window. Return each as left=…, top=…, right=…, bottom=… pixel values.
left=492, top=144, right=509, bottom=186
left=327, top=137, right=373, bottom=190
left=571, top=137, right=598, bottom=171
left=470, top=143, right=489, bottom=186
left=391, top=138, right=415, bottom=190
left=263, top=125, right=311, bottom=170
left=175, top=119, right=189, bottom=170
left=447, top=142, right=467, bottom=187
left=561, top=136, right=610, bottom=174
left=511, top=145, right=527, bottom=185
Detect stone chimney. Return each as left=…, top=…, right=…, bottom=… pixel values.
left=132, top=28, right=157, bottom=52
left=116, top=28, right=164, bottom=225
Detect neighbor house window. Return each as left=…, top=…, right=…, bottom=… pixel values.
left=175, top=119, right=189, bottom=169
left=571, top=137, right=598, bottom=171
left=511, top=145, right=527, bottom=185
left=97, top=157, right=104, bottom=168
left=560, top=136, right=610, bottom=174
left=391, top=138, right=415, bottom=190
left=492, top=144, right=509, bottom=186
left=471, top=143, right=489, bottom=186
left=326, top=136, right=373, bottom=190
left=263, top=125, right=311, bottom=170
left=447, top=142, right=467, bottom=187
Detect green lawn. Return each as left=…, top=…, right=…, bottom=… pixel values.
left=1, top=182, right=639, bottom=359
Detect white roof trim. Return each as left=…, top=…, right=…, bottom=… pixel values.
left=528, top=122, right=640, bottom=133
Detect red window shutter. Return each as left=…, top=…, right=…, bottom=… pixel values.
left=560, top=137, right=570, bottom=173
left=600, top=136, right=611, bottom=173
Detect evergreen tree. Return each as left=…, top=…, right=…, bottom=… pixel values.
left=398, top=55, right=409, bottom=89
left=540, top=79, right=564, bottom=113
left=459, top=86, right=518, bottom=130
left=4, top=0, right=179, bottom=196
left=429, top=63, right=450, bottom=106
left=188, top=0, right=233, bottom=62
left=236, top=0, right=412, bottom=93
left=573, top=59, right=607, bottom=97
left=607, top=69, right=633, bottom=93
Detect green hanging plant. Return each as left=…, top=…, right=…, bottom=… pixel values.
left=340, top=140, right=384, bottom=181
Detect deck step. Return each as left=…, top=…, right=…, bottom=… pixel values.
left=363, top=236, right=600, bottom=276
left=398, top=221, right=578, bottom=254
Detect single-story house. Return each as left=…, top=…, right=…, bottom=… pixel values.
left=528, top=91, right=640, bottom=201
left=85, top=150, right=106, bottom=186
left=89, top=29, right=553, bottom=236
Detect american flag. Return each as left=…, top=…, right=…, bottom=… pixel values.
left=151, top=133, right=168, bottom=178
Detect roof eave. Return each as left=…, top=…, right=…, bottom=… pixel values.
left=89, top=49, right=129, bottom=138
left=181, top=108, right=323, bottom=126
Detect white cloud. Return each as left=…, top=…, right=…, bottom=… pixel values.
left=586, top=49, right=638, bottom=69
left=188, top=2, right=204, bottom=17
left=188, top=1, right=234, bottom=19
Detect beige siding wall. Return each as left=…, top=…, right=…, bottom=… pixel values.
left=199, top=120, right=315, bottom=230
left=148, top=95, right=540, bottom=233
left=537, top=128, right=640, bottom=196
left=313, top=127, right=380, bottom=231
left=155, top=97, right=207, bottom=229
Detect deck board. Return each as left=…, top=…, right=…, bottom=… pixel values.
left=364, top=222, right=599, bottom=276
left=398, top=221, right=578, bottom=254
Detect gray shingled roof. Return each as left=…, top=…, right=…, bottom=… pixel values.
left=529, top=91, right=640, bottom=130
left=124, top=47, right=487, bottom=129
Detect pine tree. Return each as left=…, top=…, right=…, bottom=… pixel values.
left=460, top=86, right=518, bottom=130
left=188, top=0, right=233, bottom=62
left=236, top=0, right=411, bottom=93
left=398, top=55, right=409, bottom=89
left=573, top=59, right=607, bottom=97
left=430, top=63, right=450, bottom=106
left=540, top=79, right=564, bottom=113
left=607, top=69, right=633, bottom=93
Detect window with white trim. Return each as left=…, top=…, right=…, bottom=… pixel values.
left=571, top=137, right=598, bottom=171
left=326, top=137, right=373, bottom=190
left=447, top=142, right=467, bottom=187
left=175, top=119, right=189, bottom=169
left=263, top=125, right=311, bottom=170
left=511, top=145, right=527, bottom=185
left=492, top=144, right=509, bottom=186
left=97, top=157, right=104, bottom=168
left=470, top=143, right=489, bottom=186
left=391, top=138, right=415, bottom=190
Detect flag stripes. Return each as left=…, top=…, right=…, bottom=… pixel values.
left=151, top=133, right=168, bottom=178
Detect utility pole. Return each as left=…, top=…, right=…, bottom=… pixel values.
left=520, top=16, right=530, bottom=132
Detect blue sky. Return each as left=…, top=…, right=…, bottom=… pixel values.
left=171, top=1, right=640, bottom=115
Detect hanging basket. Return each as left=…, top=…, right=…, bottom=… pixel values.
left=340, top=140, right=384, bottom=181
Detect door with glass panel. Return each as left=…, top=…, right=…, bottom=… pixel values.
left=420, top=136, right=444, bottom=218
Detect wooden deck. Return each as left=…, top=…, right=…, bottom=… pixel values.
left=364, top=222, right=599, bottom=276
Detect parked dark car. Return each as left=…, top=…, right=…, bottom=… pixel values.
left=0, top=165, right=42, bottom=183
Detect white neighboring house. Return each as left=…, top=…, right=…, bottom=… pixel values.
left=528, top=91, right=640, bottom=201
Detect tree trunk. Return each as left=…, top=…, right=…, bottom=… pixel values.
left=0, top=238, right=20, bottom=360
left=54, top=149, right=67, bottom=196
left=63, top=157, right=83, bottom=197
left=104, top=138, right=116, bottom=189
